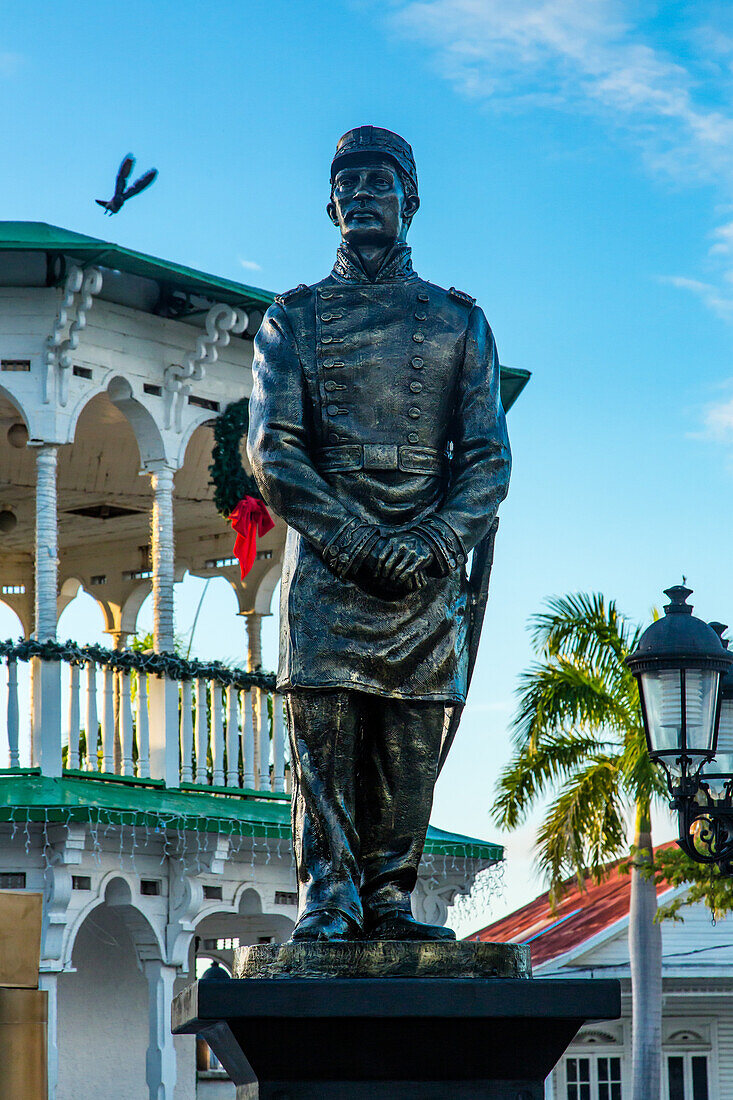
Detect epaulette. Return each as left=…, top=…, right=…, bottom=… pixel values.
left=448, top=286, right=476, bottom=307
left=274, top=283, right=309, bottom=306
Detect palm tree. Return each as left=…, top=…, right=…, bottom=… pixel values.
left=493, top=593, right=667, bottom=1100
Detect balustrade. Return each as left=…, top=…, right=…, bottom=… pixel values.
left=0, top=642, right=286, bottom=795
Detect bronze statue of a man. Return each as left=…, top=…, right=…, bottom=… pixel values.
left=248, top=126, right=511, bottom=942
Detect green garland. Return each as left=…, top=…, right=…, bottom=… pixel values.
left=0, top=637, right=276, bottom=691
left=209, top=398, right=260, bottom=517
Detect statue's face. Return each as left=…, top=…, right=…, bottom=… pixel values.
left=327, top=158, right=418, bottom=247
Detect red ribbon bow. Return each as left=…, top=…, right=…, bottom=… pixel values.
left=229, top=496, right=275, bottom=579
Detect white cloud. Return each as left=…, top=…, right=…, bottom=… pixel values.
left=710, top=220, right=733, bottom=256
left=659, top=275, right=733, bottom=321
left=389, top=1, right=733, bottom=180
left=703, top=397, right=733, bottom=442
left=387, top=1, right=733, bottom=322
left=238, top=257, right=262, bottom=272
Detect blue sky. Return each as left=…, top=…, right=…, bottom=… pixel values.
left=3, top=0, right=733, bottom=921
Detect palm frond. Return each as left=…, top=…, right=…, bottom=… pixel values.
left=530, top=592, right=636, bottom=683
left=619, top=723, right=668, bottom=804
left=494, top=730, right=608, bottom=829
left=535, top=757, right=628, bottom=897
left=512, top=657, right=630, bottom=750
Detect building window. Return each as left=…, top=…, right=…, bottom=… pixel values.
left=565, top=1055, right=622, bottom=1100
left=0, top=872, right=26, bottom=889
left=274, top=890, right=298, bottom=906
left=665, top=1054, right=709, bottom=1100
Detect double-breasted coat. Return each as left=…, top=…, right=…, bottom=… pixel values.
left=247, top=243, right=511, bottom=702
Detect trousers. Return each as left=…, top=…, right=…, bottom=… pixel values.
left=286, top=689, right=446, bottom=927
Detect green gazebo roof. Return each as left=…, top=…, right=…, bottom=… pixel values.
left=0, top=772, right=503, bottom=863
left=0, top=221, right=273, bottom=311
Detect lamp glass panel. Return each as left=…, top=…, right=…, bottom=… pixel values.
left=640, top=670, right=683, bottom=754
left=685, top=669, right=720, bottom=754
left=701, top=697, right=733, bottom=791
left=640, top=669, right=719, bottom=758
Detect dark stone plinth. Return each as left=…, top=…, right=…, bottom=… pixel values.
left=172, top=974, right=621, bottom=1099
left=234, top=940, right=531, bottom=980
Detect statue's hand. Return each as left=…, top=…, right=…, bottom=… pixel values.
left=370, top=533, right=434, bottom=585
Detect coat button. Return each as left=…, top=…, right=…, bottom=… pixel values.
left=417, top=292, right=429, bottom=302
left=408, top=407, right=421, bottom=419
left=414, top=311, right=427, bottom=321
left=321, top=335, right=333, bottom=344
left=327, top=404, right=340, bottom=415
left=319, top=289, right=334, bottom=298
left=411, top=356, right=424, bottom=369
left=412, top=333, right=424, bottom=343
left=407, top=432, right=419, bottom=443
left=322, top=313, right=334, bottom=322
left=324, top=380, right=340, bottom=391
left=329, top=432, right=340, bottom=443
left=410, top=381, right=423, bottom=393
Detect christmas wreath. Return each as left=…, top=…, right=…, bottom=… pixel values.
left=209, top=398, right=259, bottom=517
left=208, top=398, right=274, bottom=578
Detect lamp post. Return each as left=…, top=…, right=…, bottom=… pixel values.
left=627, top=585, right=733, bottom=871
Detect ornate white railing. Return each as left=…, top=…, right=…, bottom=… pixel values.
left=1, top=641, right=287, bottom=794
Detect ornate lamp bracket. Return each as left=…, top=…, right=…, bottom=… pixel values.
left=674, top=783, right=733, bottom=870
left=163, top=303, right=248, bottom=432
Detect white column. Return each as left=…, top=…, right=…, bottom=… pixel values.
left=137, top=672, right=150, bottom=779
left=148, top=674, right=180, bottom=787
left=245, top=612, right=262, bottom=672
left=179, top=680, right=193, bottom=783
left=6, top=658, right=19, bottom=767
left=31, top=443, right=62, bottom=776
left=34, top=444, right=59, bottom=642
left=40, top=972, right=59, bottom=1099
left=149, top=463, right=176, bottom=653
left=272, top=692, right=286, bottom=793
left=147, top=462, right=179, bottom=785
left=144, top=961, right=177, bottom=1100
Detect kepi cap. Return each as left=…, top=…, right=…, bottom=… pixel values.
left=331, top=126, right=417, bottom=192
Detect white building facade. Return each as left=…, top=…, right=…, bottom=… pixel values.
left=473, top=859, right=733, bottom=1100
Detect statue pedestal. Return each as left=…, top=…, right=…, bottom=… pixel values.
left=172, top=942, right=620, bottom=1100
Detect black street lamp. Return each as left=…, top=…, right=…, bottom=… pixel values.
left=627, top=585, right=733, bottom=870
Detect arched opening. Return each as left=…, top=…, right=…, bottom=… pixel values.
left=56, top=900, right=151, bottom=1100
left=191, top=888, right=295, bottom=974
left=190, top=890, right=294, bottom=1094
left=135, top=571, right=250, bottom=663
left=57, top=583, right=108, bottom=646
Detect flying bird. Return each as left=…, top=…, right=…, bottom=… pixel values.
left=96, top=154, right=158, bottom=215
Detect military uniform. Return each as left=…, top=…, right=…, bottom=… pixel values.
left=247, top=128, right=511, bottom=935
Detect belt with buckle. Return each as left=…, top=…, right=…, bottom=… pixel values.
left=316, top=443, right=445, bottom=475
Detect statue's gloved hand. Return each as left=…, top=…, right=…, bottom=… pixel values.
left=368, top=532, right=434, bottom=587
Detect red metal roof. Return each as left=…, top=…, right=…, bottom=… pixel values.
left=466, top=844, right=674, bottom=967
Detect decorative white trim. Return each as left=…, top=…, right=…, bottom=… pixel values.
left=44, top=266, right=103, bottom=405
left=163, top=303, right=248, bottom=430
